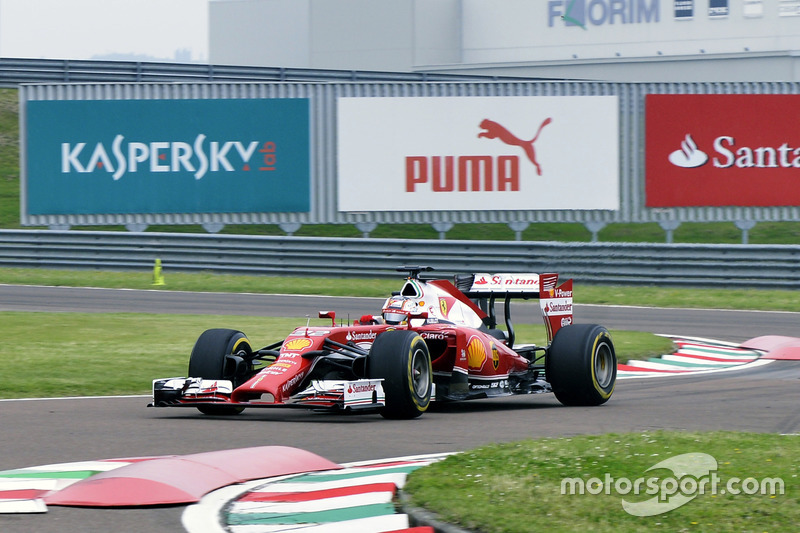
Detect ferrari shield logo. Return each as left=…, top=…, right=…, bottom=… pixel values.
left=492, top=343, right=500, bottom=370
left=439, top=298, right=448, bottom=317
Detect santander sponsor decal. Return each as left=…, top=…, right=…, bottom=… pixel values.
left=470, top=273, right=540, bottom=292
left=668, top=134, right=708, bottom=168
left=543, top=286, right=573, bottom=316
left=667, top=133, right=800, bottom=170
left=346, top=331, right=378, bottom=342
left=543, top=299, right=573, bottom=316
left=646, top=94, right=800, bottom=207
left=405, top=118, right=552, bottom=194
left=347, top=382, right=377, bottom=394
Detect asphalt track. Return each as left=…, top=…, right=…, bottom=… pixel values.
left=1, top=285, right=799, bottom=533
left=2, top=283, right=799, bottom=342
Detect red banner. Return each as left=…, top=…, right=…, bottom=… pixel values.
left=646, top=94, right=800, bottom=207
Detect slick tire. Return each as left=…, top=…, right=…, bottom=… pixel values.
left=368, top=330, right=432, bottom=419
left=188, top=328, right=253, bottom=415
left=547, top=324, right=616, bottom=406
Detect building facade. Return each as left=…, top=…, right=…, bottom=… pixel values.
left=209, top=0, right=800, bottom=82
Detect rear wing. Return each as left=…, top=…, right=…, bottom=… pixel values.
left=458, top=272, right=560, bottom=298
left=454, top=272, right=573, bottom=345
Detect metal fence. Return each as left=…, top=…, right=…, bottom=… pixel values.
left=2, top=230, right=798, bottom=289
left=8, top=58, right=800, bottom=240
left=18, top=76, right=800, bottom=232
left=0, top=57, right=531, bottom=87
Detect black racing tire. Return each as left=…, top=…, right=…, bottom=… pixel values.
left=547, top=324, right=616, bottom=406
left=367, top=330, right=432, bottom=419
left=188, top=328, right=253, bottom=415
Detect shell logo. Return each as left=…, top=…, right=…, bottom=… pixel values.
left=283, top=338, right=313, bottom=351
left=467, top=336, right=487, bottom=370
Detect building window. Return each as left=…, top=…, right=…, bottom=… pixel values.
left=675, top=0, right=693, bottom=20
left=709, top=0, right=729, bottom=18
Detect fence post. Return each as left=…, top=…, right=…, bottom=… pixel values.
left=735, top=220, right=757, bottom=245
left=659, top=220, right=682, bottom=244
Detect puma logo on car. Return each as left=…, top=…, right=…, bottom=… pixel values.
left=478, top=118, right=552, bottom=176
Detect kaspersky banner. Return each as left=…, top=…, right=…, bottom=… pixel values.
left=646, top=94, right=800, bottom=207
left=336, top=96, right=619, bottom=211
left=25, top=98, right=310, bottom=215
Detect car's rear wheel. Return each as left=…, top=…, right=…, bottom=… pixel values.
left=368, top=330, right=432, bottom=419
left=546, top=324, right=616, bottom=406
left=188, top=328, right=253, bottom=415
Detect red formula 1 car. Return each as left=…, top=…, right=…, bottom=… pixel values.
left=150, top=266, right=616, bottom=419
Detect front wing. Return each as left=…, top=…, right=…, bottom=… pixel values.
left=149, top=377, right=385, bottom=412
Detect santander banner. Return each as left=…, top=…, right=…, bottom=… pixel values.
left=646, top=94, right=800, bottom=207
left=336, top=96, right=619, bottom=211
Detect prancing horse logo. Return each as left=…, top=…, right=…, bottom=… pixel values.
left=478, top=117, right=553, bottom=176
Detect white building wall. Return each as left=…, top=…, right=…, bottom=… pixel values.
left=209, top=0, right=311, bottom=67
left=209, top=0, right=800, bottom=81
left=307, top=0, right=414, bottom=71
left=412, top=0, right=463, bottom=66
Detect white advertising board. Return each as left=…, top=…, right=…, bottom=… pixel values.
left=336, top=96, right=619, bottom=212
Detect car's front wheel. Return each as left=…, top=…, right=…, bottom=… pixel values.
left=546, top=324, right=616, bottom=406
left=367, top=330, right=432, bottom=419
left=188, top=328, right=253, bottom=415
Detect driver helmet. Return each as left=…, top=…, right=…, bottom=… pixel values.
left=381, top=295, right=425, bottom=325
left=382, top=310, right=409, bottom=325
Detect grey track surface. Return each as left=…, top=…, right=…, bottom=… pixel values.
left=2, top=283, right=799, bottom=342
left=1, top=285, right=799, bottom=533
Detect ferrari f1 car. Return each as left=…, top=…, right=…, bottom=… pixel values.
left=150, top=266, right=616, bottom=419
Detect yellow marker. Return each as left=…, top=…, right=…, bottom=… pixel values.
left=152, top=258, right=165, bottom=286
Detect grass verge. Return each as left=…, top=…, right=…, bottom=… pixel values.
left=0, top=311, right=669, bottom=399
left=404, top=431, right=799, bottom=533
left=0, top=312, right=293, bottom=399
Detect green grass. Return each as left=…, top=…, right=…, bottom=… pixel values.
left=0, top=88, right=20, bottom=228
left=0, top=311, right=670, bottom=399
left=0, top=265, right=784, bottom=400
left=404, top=431, right=799, bottom=533
left=0, top=312, right=297, bottom=398
left=576, top=284, right=800, bottom=312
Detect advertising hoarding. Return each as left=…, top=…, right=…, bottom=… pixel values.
left=25, top=98, right=310, bottom=216
left=646, top=94, right=800, bottom=207
left=337, top=96, right=619, bottom=212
